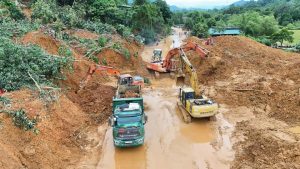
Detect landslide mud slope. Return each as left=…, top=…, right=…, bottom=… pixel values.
left=0, top=28, right=147, bottom=168
left=187, top=36, right=300, bottom=169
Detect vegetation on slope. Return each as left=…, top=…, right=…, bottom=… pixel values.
left=171, top=0, right=300, bottom=47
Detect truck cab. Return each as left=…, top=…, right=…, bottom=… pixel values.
left=110, top=102, right=147, bottom=147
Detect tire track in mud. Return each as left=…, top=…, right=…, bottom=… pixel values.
left=97, top=28, right=236, bottom=169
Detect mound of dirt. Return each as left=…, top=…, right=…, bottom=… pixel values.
left=21, top=31, right=61, bottom=55
left=187, top=36, right=300, bottom=169
left=21, top=30, right=83, bottom=59
left=188, top=36, right=300, bottom=124
left=67, top=82, right=115, bottom=125
left=0, top=89, right=90, bottom=169
left=64, top=29, right=99, bottom=40
left=5, top=29, right=146, bottom=168
left=232, top=117, right=300, bottom=169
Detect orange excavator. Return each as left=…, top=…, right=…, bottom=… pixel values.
left=78, top=64, right=120, bottom=92
left=146, top=42, right=209, bottom=74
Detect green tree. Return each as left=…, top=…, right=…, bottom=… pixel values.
left=132, top=4, right=164, bottom=43
left=207, top=18, right=217, bottom=28
left=184, top=18, right=194, bottom=30
left=154, top=0, right=172, bottom=24
left=192, top=22, right=208, bottom=38
left=134, top=0, right=148, bottom=5
left=31, top=0, right=57, bottom=24
left=132, top=4, right=164, bottom=32
left=57, top=0, right=75, bottom=5
left=0, top=37, right=72, bottom=91
left=0, top=0, right=24, bottom=20
left=215, top=20, right=227, bottom=32
left=271, top=29, right=294, bottom=46
left=171, top=12, right=184, bottom=25
left=88, top=0, right=117, bottom=23
left=260, top=16, right=279, bottom=36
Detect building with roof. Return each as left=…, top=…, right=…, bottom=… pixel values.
left=209, top=28, right=241, bottom=36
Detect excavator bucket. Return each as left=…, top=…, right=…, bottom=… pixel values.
left=176, top=74, right=185, bottom=86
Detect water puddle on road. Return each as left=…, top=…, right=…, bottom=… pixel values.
left=97, top=27, right=235, bottom=169
left=180, top=119, right=215, bottom=143
left=114, top=146, right=147, bottom=169
left=98, top=80, right=235, bottom=169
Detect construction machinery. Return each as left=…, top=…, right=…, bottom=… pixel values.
left=109, top=77, right=147, bottom=147
left=151, top=49, right=162, bottom=62
left=175, top=47, right=219, bottom=123
left=78, top=64, right=120, bottom=92
left=146, top=42, right=209, bottom=76
left=0, top=89, right=5, bottom=96
left=117, top=74, right=144, bottom=88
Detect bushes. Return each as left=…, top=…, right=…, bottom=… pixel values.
left=112, top=43, right=131, bottom=60
left=116, top=24, right=131, bottom=38
left=192, top=22, right=209, bottom=38
left=0, top=37, right=72, bottom=91
left=0, top=19, right=39, bottom=38
left=82, top=20, right=115, bottom=34
left=31, top=0, right=57, bottom=24
left=7, top=109, right=39, bottom=133
left=0, top=0, right=24, bottom=20
left=257, top=37, right=272, bottom=46
left=0, top=96, right=10, bottom=107
left=0, top=109, right=39, bottom=134
left=0, top=98, right=38, bottom=133
left=296, top=43, right=300, bottom=50
left=59, top=6, right=84, bottom=28
left=140, top=29, right=156, bottom=44
left=58, top=45, right=72, bottom=57
left=98, top=37, right=108, bottom=47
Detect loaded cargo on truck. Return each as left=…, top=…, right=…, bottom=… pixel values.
left=109, top=75, right=147, bottom=147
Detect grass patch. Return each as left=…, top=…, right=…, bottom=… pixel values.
left=284, top=30, right=300, bottom=45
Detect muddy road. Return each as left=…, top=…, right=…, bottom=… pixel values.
left=98, top=77, right=235, bottom=169
left=95, top=28, right=238, bottom=169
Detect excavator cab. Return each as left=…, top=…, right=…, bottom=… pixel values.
left=179, top=87, right=195, bottom=107
left=151, top=49, right=162, bottom=62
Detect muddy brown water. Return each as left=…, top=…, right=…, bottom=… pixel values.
left=97, top=77, right=234, bottom=169
left=97, top=28, right=235, bottom=169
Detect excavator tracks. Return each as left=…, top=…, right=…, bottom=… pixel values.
left=177, top=100, right=192, bottom=123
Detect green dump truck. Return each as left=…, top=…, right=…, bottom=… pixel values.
left=109, top=85, right=147, bottom=147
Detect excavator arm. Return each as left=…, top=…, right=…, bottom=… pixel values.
left=163, top=42, right=209, bottom=72
left=78, top=65, right=120, bottom=91
left=178, top=48, right=200, bottom=96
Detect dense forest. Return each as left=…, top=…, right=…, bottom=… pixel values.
left=0, top=0, right=172, bottom=43
left=1, top=0, right=300, bottom=47
left=172, top=0, right=300, bottom=48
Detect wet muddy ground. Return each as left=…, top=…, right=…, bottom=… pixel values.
left=97, top=28, right=240, bottom=169
left=98, top=77, right=237, bottom=169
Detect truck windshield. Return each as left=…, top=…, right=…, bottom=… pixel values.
left=117, top=116, right=142, bottom=125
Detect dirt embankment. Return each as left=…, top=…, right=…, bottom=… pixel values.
left=0, top=29, right=146, bottom=168
left=188, top=36, right=300, bottom=169
left=188, top=36, right=300, bottom=124
left=0, top=89, right=89, bottom=169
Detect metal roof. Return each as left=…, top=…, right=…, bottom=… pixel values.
left=182, top=87, right=194, bottom=93
left=209, top=28, right=241, bottom=36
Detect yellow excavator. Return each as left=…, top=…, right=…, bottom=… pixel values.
left=147, top=42, right=219, bottom=123
left=169, top=43, right=218, bottom=123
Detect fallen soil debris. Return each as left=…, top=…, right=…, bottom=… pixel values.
left=187, top=36, right=300, bottom=169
